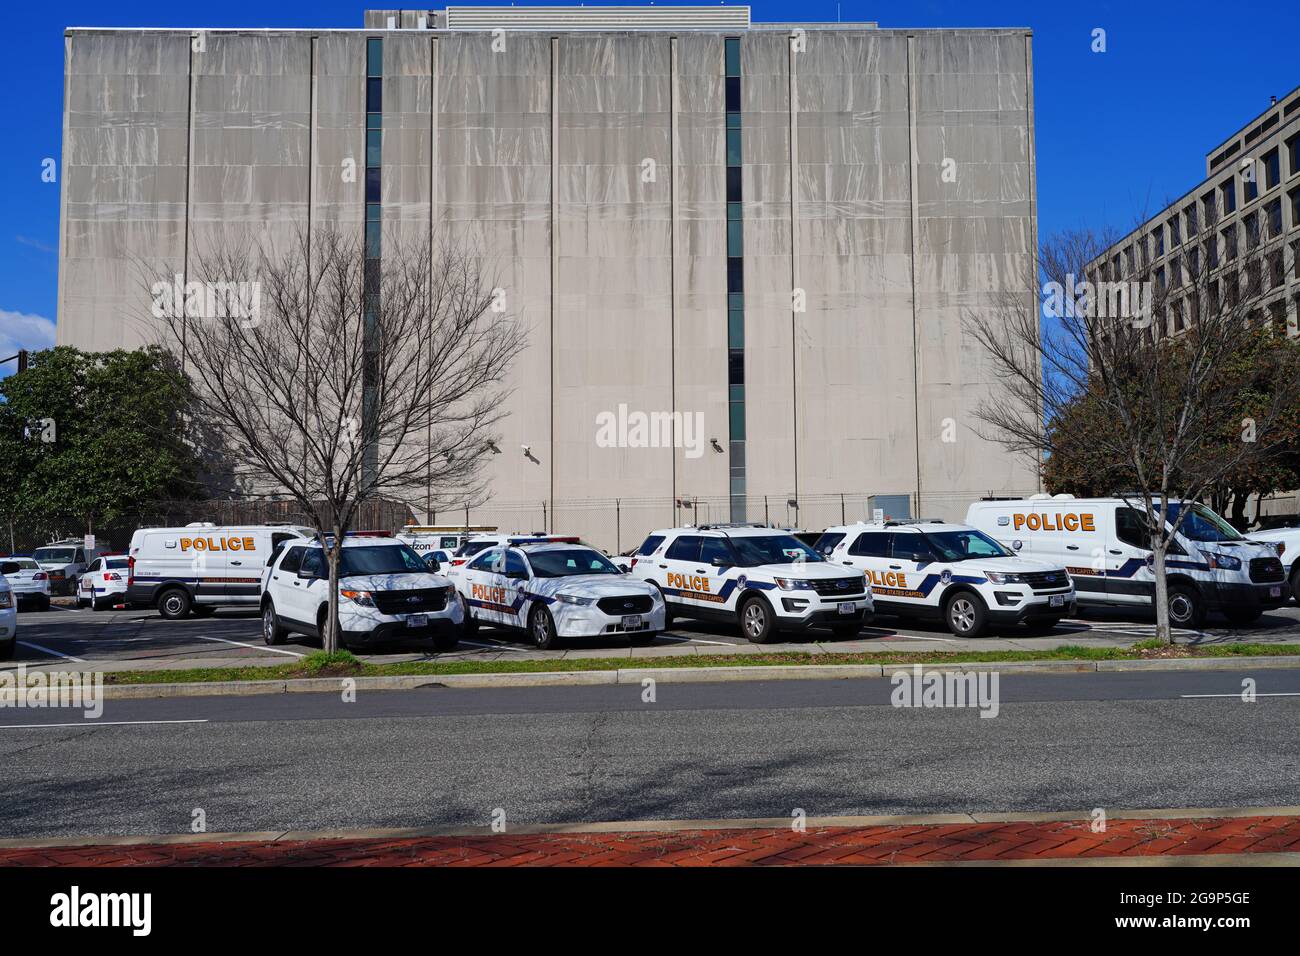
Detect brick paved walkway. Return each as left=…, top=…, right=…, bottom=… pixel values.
left=4, top=815, right=1300, bottom=866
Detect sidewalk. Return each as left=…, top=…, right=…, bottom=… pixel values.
left=5, top=812, right=1300, bottom=867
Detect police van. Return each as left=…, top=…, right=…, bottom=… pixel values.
left=966, top=495, right=1288, bottom=628
left=126, top=523, right=313, bottom=619
left=817, top=520, right=1075, bottom=637
left=628, top=524, right=872, bottom=643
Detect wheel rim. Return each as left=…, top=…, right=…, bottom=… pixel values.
left=951, top=598, right=976, bottom=632
left=263, top=607, right=274, bottom=641
left=1170, top=594, right=1191, bottom=624
left=533, top=613, right=549, bottom=646
left=743, top=603, right=765, bottom=638
left=163, top=594, right=182, bottom=616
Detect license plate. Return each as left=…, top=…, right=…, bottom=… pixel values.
left=1049, top=595, right=1064, bottom=607
left=622, top=615, right=644, bottom=630
left=1270, top=586, right=1282, bottom=598
left=837, top=602, right=856, bottom=616
left=406, top=614, right=428, bottom=627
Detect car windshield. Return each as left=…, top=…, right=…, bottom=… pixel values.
left=729, top=535, right=825, bottom=567
left=528, top=549, right=621, bottom=577
left=1161, top=503, right=1243, bottom=543
left=921, top=529, right=1013, bottom=561
left=33, top=548, right=75, bottom=563
left=338, top=545, right=428, bottom=576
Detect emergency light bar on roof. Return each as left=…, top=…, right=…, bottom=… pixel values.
left=443, top=5, right=752, bottom=31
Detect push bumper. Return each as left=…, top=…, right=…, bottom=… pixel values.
left=775, top=594, right=873, bottom=631
left=1203, top=581, right=1288, bottom=612
left=986, top=588, right=1076, bottom=625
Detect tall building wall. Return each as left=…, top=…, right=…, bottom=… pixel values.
left=57, top=15, right=1041, bottom=549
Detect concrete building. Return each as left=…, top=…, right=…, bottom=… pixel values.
left=57, top=6, right=1041, bottom=549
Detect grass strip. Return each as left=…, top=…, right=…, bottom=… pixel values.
left=99, top=642, right=1300, bottom=685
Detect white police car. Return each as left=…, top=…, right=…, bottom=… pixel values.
left=445, top=542, right=665, bottom=649
left=628, top=524, right=872, bottom=643
left=817, top=520, right=1075, bottom=637
left=261, top=536, right=462, bottom=651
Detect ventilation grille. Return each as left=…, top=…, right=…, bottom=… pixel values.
left=444, top=5, right=752, bottom=31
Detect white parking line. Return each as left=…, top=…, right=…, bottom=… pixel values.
left=193, top=635, right=305, bottom=658
left=459, top=639, right=528, bottom=653
left=0, top=719, right=208, bottom=730
left=1180, top=693, right=1300, bottom=699
left=16, top=641, right=87, bottom=663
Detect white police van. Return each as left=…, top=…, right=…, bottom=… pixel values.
left=444, top=541, right=665, bottom=649
left=628, top=524, right=872, bottom=643
left=966, top=495, right=1288, bottom=628
left=127, top=523, right=313, bottom=619
left=817, top=520, right=1075, bottom=637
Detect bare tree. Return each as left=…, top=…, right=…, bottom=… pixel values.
left=150, top=226, right=523, bottom=651
left=968, top=196, right=1298, bottom=642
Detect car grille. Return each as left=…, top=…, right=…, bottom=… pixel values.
left=1249, top=557, right=1285, bottom=583
left=373, top=587, right=449, bottom=615
left=1020, top=570, right=1071, bottom=592
left=809, top=577, right=866, bottom=597
left=596, top=594, right=654, bottom=615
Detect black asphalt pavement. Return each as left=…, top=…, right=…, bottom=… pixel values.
left=2, top=668, right=1298, bottom=839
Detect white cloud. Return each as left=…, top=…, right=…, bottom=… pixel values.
left=0, top=308, right=57, bottom=358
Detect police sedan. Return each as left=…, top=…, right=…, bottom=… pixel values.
left=445, top=542, right=666, bottom=649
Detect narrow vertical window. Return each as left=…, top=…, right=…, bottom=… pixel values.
left=724, top=37, right=745, bottom=522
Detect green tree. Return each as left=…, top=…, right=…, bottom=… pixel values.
left=0, top=346, right=201, bottom=538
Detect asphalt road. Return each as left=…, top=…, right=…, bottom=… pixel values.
left=2, top=669, right=1298, bottom=839
left=8, top=601, right=1300, bottom=669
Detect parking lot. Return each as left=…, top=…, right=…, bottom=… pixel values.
left=6, top=598, right=1300, bottom=673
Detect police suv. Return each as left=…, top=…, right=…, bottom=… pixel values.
left=628, top=524, right=872, bottom=643
left=817, top=520, right=1075, bottom=637
left=261, top=535, right=462, bottom=651
left=445, top=541, right=665, bottom=649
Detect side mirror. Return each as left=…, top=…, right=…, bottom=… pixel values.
left=910, top=552, right=933, bottom=564
left=424, top=555, right=441, bottom=572
left=711, top=556, right=731, bottom=568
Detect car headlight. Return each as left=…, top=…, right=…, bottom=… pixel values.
left=773, top=577, right=814, bottom=590
left=556, top=592, right=595, bottom=606
left=1200, top=550, right=1241, bottom=571
left=340, top=589, right=376, bottom=607
left=986, top=571, right=1024, bottom=585
left=0, top=591, right=12, bottom=609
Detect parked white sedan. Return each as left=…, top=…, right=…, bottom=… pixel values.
left=445, top=542, right=665, bottom=649
left=0, top=557, right=51, bottom=611
left=77, top=554, right=132, bottom=610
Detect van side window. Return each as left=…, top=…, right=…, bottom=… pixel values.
left=279, top=547, right=305, bottom=574
left=1116, top=509, right=1151, bottom=550
left=849, top=532, right=891, bottom=557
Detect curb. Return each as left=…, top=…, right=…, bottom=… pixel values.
left=4, top=805, right=1300, bottom=851
left=90, top=653, right=1300, bottom=699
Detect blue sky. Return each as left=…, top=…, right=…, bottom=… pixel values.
left=3, top=0, right=1298, bottom=370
